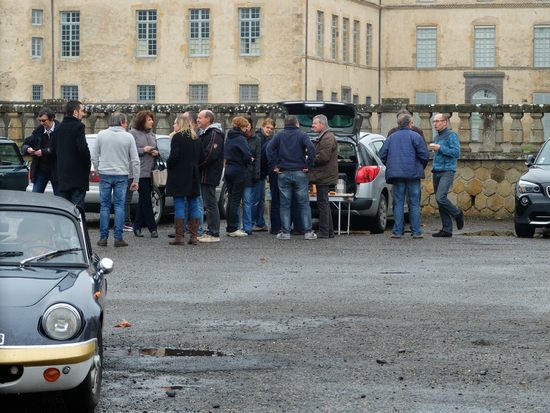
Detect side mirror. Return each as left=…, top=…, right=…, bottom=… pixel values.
left=98, top=258, right=114, bottom=275
left=525, top=154, right=535, bottom=167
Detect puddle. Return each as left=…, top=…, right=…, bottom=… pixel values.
left=105, top=347, right=226, bottom=357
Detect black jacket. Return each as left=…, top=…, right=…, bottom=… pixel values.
left=21, top=120, right=60, bottom=183
left=198, top=125, right=224, bottom=186
left=166, top=132, right=205, bottom=198
left=244, top=132, right=261, bottom=187
left=54, top=116, right=91, bottom=192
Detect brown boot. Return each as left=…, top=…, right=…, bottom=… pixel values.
left=169, top=217, right=185, bottom=245
left=188, top=217, right=200, bottom=245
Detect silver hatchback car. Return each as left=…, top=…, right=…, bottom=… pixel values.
left=280, top=101, right=396, bottom=233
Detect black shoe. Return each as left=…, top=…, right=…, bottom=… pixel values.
left=432, top=230, right=452, bottom=238
left=134, top=229, right=144, bottom=238
left=245, top=230, right=252, bottom=235
left=150, top=230, right=158, bottom=238
left=455, top=211, right=464, bottom=230
left=317, top=232, right=331, bottom=239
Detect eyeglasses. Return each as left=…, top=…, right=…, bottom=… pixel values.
left=39, top=118, right=49, bottom=123
left=433, top=120, right=446, bottom=123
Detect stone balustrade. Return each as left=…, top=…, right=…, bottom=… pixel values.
left=1, top=100, right=549, bottom=219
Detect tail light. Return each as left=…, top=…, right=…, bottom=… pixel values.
left=356, top=166, right=380, bottom=184
left=89, top=171, right=100, bottom=182
left=28, top=170, right=31, bottom=180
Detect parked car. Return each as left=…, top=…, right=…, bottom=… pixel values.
left=0, top=190, right=113, bottom=412
left=514, top=140, right=550, bottom=237
left=0, top=137, right=28, bottom=191
left=280, top=101, right=395, bottom=233
left=28, top=134, right=228, bottom=223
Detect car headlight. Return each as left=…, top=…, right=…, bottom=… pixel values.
left=42, top=304, right=82, bottom=340
left=517, top=179, right=541, bottom=194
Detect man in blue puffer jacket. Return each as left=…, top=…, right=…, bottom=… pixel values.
left=381, top=112, right=430, bottom=239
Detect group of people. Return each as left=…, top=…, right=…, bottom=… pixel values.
left=23, top=101, right=463, bottom=246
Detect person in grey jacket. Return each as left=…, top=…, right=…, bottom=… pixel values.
left=129, top=110, right=159, bottom=238
left=92, top=112, right=140, bottom=247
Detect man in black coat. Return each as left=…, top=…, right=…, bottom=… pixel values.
left=54, top=101, right=91, bottom=209
left=197, top=110, right=224, bottom=243
left=21, top=108, right=60, bottom=195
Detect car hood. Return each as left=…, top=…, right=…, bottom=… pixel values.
left=521, top=165, right=550, bottom=184
left=280, top=101, right=363, bottom=142
left=0, top=267, right=79, bottom=307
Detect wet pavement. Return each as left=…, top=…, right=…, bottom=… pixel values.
left=6, top=214, right=550, bottom=412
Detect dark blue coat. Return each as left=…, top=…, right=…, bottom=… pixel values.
left=224, top=129, right=253, bottom=178
left=380, top=127, right=430, bottom=183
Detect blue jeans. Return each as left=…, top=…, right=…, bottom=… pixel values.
left=433, top=170, right=461, bottom=233
left=99, top=174, right=128, bottom=240
left=252, top=180, right=266, bottom=227
left=181, top=190, right=204, bottom=235
left=269, top=172, right=303, bottom=232
left=278, top=171, right=312, bottom=234
left=33, top=168, right=59, bottom=196
left=174, top=197, right=200, bottom=220
left=392, top=179, right=422, bottom=236
left=241, top=184, right=260, bottom=232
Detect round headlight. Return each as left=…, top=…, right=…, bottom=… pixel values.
left=42, top=304, right=82, bottom=340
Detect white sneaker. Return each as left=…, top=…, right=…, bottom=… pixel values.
left=227, top=230, right=248, bottom=237
left=199, top=234, right=220, bottom=243
left=304, top=231, right=317, bottom=240
left=276, top=232, right=291, bottom=240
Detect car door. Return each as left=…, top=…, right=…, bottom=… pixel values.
left=0, top=140, right=29, bottom=191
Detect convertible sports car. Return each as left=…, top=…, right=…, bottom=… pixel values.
left=0, top=190, right=113, bottom=412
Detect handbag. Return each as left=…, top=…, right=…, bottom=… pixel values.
left=151, top=154, right=167, bottom=188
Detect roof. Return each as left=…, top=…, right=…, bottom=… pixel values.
left=0, top=190, right=81, bottom=217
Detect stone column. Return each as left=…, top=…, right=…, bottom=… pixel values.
left=155, top=113, right=170, bottom=136
left=82, top=113, right=93, bottom=134
left=7, top=113, right=23, bottom=145
left=510, top=112, right=524, bottom=153
left=23, top=112, right=40, bottom=138
left=0, top=113, right=6, bottom=137
left=445, top=112, right=453, bottom=131
left=362, top=112, right=372, bottom=133
left=457, top=112, right=471, bottom=153
left=494, top=112, right=504, bottom=153
left=377, top=113, right=382, bottom=135
left=419, top=112, right=433, bottom=143
left=94, top=113, right=108, bottom=132
left=529, top=112, right=545, bottom=153
left=479, top=112, right=496, bottom=153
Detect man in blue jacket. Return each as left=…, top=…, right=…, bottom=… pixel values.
left=429, top=113, right=464, bottom=237
left=381, top=112, right=430, bottom=239
left=266, top=115, right=316, bottom=240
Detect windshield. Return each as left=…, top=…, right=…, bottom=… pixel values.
left=296, top=114, right=354, bottom=129
left=536, top=142, right=550, bottom=165
left=0, top=210, right=86, bottom=266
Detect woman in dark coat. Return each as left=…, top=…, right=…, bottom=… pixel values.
left=166, top=115, right=205, bottom=245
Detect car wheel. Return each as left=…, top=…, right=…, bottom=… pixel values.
left=368, top=193, right=388, bottom=234
left=515, top=213, right=535, bottom=238
left=218, top=182, right=228, bottom=219
left=151, top=187, right=165, bottom=225
left=63, top=330, right=103, bottom=413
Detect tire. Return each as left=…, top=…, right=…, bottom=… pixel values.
left=218, top=182, right=228, bottom=220
left=515, top=213, right=535, bottom=238
left=63, top=331, right=103, bottom=413
left=151, top=186, right=165, bottom=225
left=368, top=193, right=388, bottom=234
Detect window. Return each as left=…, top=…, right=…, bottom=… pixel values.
left=415, top=92, right=436, bottom=136
left=342, top=18, right=349, bottom=63
left=353, top=95, right=358, bottom=105
left=190, top=85, right=208, bottom=103
left=138, top=85, right=155, bottom=102
left=61, top=86, right=78, bottom=101
left=331, top=92, right=337, bottom=102
left=331, top=15, right=338, bottom=61
left=474, top=26, right=495, bottom=68
left=61, top=12, right=80, bottom=57
left=239, top=8, right=261, bottom=56
left=342, top=87, right=351, bottom=103
left=316, top=11, right=323, bottom=59
left=471, top=89, right=497, bottom=141
left=137, top=10, right=157, bottom=57
left=240, top=84, right=258, bottom=103
left=32, top=38, right=43, bottom=58
left=366, top=23, right=372, bottom=67
left=534, top=26, right=550, bottom=68
left=32, top=85, right=43, bottom=102
left=190, top=9, right=210, bottom=57
left=32, top=10, right=43, bottom=26
left=366, top=96, right=371, bottom=105
left=316, top=90, right=323, bottom=101
left=353, top=21, right=359, bottom=65
left=533, top=93, right=550, bottom=140
left=416, top=27, right=437, bottom=68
